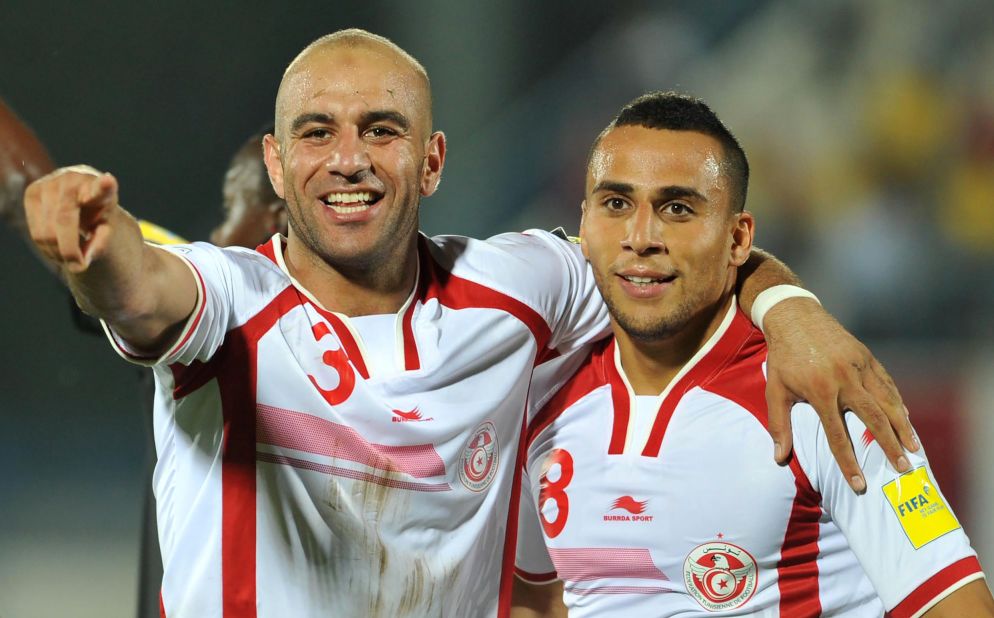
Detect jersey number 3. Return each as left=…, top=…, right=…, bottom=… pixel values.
left=539, top=448, right=574, bottom=538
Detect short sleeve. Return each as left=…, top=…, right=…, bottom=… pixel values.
left=791, top=406, right=984, bottom=617
left=101, top=241, right=246, bottom=367
left=515, top=469, right=559, bottom=584
left=480, top=230, right=609, bottom=354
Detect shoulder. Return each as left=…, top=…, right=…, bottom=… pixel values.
left=426, top=230, right=581, bottom=281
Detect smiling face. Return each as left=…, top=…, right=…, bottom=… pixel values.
left=581, top=125, right=753, bottom=343
left=264, top=42, right=444, bottom=272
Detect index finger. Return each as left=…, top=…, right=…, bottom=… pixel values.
left=809, top=396, right=866, bottom=494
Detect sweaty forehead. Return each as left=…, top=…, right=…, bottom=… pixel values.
left=587, top=127, right=726, bottom=194
left=277, top=46, right=430, bottom=134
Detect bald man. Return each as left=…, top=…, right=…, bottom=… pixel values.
left=23, top=30, right=917, bottom=617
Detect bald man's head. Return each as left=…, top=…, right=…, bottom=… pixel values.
left=274, top=29, right=433, bottom=142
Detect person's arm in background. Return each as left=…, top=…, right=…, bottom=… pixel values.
left=23, top=166, right=197, bottom=355
left=736, top=248, right=919, bottom=493
left=0, top=97, right=57, bottom=269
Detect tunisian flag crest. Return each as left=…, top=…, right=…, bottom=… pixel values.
left=683, top=541, right=758, bottom=611
left=459, top=421, right=499, bottom=492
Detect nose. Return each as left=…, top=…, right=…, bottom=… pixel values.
left=621, top=203, right=665, bottom=255
left=324, top=129, right=371, bottom=179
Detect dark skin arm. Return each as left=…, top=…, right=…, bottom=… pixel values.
left=736, top=248, right=919, bottom=492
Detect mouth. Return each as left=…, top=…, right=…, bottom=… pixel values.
left=319, top=190, right=384, bottom=215
left=615, top=270, right=677, bottom=298
left=618, top=273, right=677, bottom=287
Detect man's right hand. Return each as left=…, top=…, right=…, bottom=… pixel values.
left=24, top=165, right=121, bottom=273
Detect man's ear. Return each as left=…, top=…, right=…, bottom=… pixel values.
left=262, top=134, right=285, bottom=199
left=420, top=131, right=446, bottom=197
left=729, top=210, right=755, bottom=267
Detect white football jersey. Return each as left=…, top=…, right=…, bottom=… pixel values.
left=103, top=231, right=608, bottom=618
left=517, top=302, right=984, bottom=617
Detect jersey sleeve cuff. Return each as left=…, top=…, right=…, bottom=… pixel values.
left=514, top=566, right=559, bottom=584
left=888, top=556, right=985, bottom=618
left=101, top=245, right=207, bottom=367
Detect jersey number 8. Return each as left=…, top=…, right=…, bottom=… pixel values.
left=539, top=448, right=574, bottom=538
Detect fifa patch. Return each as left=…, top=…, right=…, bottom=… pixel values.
left=882, top=466, right=960, bottom=549
left=684, top=541, right=758, bottom=611
left=459, top=421, right=499, bottom=492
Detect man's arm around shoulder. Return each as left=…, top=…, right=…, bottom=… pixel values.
left=24, top=166, right=197, bottom=355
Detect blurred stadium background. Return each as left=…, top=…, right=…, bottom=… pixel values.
left=1, top=1, right=992, bottom=615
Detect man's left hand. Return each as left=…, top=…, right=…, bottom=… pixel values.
left=763, top=298, right=919, bottom=493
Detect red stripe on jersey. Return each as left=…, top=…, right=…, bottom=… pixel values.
left=604, top=340, right=630, bottom=454
left=256, top=404, right=446, bottom=478
left=498, top=404, right=531, bottom=618
left=526, top=340, right=612, bottom=457
left=514, top=566, right=558, bottom=584
left=401, top=291, right=421, bottom=370
left=642, top=309, right=757, bottom=457
left=776, top=459, right=823, bottom=617
left=548, top=547, right=668, bottom=582
left=218, top=328, right=259, bottom=618
left=257, top=452, right=452, bottom=492
left=215, top=283, right=307, bottom=618
left=159, top=591, right=166, bottom=618
left=888, top=556, right=983, bottom=618
left=421, top=239, right=553, bottom=358
left=255, top=236, right=279, bottom=263
left=170, top=286, right=301, bottom=399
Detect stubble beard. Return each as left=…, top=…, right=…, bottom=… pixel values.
left=604, top=289, right=696, bottom=342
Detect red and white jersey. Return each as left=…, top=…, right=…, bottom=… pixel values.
left=102, top=231, right=608, bottom=618
left=517, top=302, right=984, bottom=618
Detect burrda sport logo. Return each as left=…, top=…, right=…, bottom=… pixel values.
left=684, top=541, right=758, bottom=611
left=459, top=421, right=499, bottom=492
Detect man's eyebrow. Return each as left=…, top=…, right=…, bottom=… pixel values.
left=592, top=181, right=635, bottom=194
left=290, top=112, right=333, bottom=134
left=359, top=110, right=410, bottom=131
left=655, top=186, right=707, bottom=202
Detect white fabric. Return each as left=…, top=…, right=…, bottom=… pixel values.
left=517, top=305, right=981, bottom=617
left=104, top=230, right=609, bottom=618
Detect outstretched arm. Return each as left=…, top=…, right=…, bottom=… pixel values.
left=23, top=166, right=197, bottom=355
left=736, top=247, right=918, bottom=493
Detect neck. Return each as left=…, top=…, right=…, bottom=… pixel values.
left=615, top=293, right=736, bottom=395
left=283, top=234, right=420, bottom=316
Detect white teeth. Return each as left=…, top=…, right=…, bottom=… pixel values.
left=624, top=276, right=659, bottom=285
left=328, top=203, right=370, bottom=214
left=323, top=191, right=373, bottom=205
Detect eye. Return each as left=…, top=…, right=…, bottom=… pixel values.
left=603, top=197, right=629, bottom=211
left=364, top=126, right=398, bottom=140
left=302, top=128, right=331, bottom=140
left=663, top=202, right=693, bottom=216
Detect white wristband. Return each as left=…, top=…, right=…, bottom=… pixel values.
left=750, top=285, right=820, bottom=334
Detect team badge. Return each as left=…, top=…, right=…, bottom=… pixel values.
left=459, top=422, right=499, bottom=492
left=684, top=541, right=758, bottom=611
left=882, top=465, right=960, bottom=549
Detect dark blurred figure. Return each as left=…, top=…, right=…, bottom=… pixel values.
left=210, top=125, right=288, bottom=248
left=0, top=98, right=285, bottom=618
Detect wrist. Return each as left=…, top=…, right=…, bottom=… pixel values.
left=750, top=284, right=820, bottom=335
